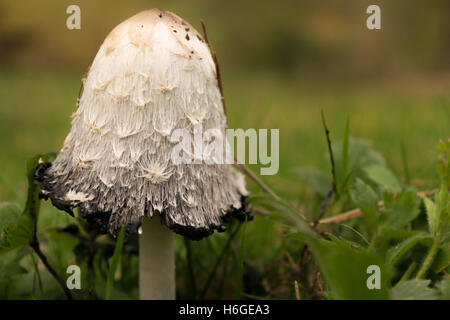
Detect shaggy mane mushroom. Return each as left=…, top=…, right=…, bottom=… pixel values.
left=35, top=9, right=251, bottom=299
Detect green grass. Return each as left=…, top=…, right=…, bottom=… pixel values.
left=1, top=66, right=448, bottom=203
left=0, top=66, right=449, bottom=299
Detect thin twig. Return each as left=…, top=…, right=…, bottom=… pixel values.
left=321, top=111, right=337, bottom=195
left=318, top=207, right=363, bottom=225
left=313, top=112, right=337, bottom=226
left=317, top=189, right=437, bottom=225
left=314, top=191, right=335, bottom=227
left=294, top=280, right=301, bottom=300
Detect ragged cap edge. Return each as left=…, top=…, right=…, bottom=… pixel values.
left=35, top=161, right=252, bottom=241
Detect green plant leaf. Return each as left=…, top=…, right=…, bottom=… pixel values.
left=383, top=190, right=421, bottom=229
left=24, top=154, right=51, bottom=222
left=349, top=178, right=379, bottom=228
left=386, top=233, right=432, bottom=266
left=371, top=228, right=422, bottom=254
left=0, top=246, right=30, bottom=280
left=0, top=261, right=28, bottom=278
left=309, top=237, right=390, bottom=299
left=424, top=197, right=438, bottom=235
left=332, top=138, right=385, bottom=184
left=431, top=242, right=450, bottom=273
left=390, top=279, right=438, bottom=300
left=3, top=213, right=34, bottom=249
left=0, top=203, right=22, bottom=238
left=0, top=206, right=34, bottom=252
left=1, top=155, right=52, bottom=252
left=437, top=278, right=450, bottom=300
left=365, top=165, right=401, bottom=193
left=435, top=185, right=449, bottom=236
left=105, top=225, right=125, bottom=300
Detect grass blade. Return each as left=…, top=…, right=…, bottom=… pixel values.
left=342, top=116, right=350, bottom=187
left=105, top=225, right=125, bottom=300
left=236, top=218, right=248, bottom=299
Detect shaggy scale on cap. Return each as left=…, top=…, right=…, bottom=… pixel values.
left=35, top=9, right=251, bottom=240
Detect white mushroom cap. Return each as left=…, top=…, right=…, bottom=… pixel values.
left=36, top=9, right=250, bottom=240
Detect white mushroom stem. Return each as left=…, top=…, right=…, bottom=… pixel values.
left=139, top=217, right=175, bottom=299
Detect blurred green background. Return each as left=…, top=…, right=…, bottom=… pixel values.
left=1, top=0, right=449, bottom=202
left=0, top=0, right=449, bottom=299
